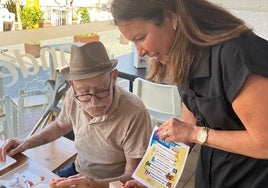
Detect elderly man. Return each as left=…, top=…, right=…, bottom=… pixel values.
left=0, top=41, right=152, bottom=188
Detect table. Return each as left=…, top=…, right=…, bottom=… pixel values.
left=0, top=136, right=77, bottom=176
left=116, top=52, right=147, bottom=92
left=23, top=136, right=77, bottom=173
left=0, top=143, right=27, bottom=176
left=42, top=43, right=147, bottom=92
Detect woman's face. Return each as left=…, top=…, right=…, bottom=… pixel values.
left=117, top=13, right=176, bottom=64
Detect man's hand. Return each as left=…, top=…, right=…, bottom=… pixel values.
left=0, top=138, right=26, bottom=162
left=55, top=174, right=96, bottom=188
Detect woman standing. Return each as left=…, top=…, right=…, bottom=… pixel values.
left=111, top=0, right=268, bottom=187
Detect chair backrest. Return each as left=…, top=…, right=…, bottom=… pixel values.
left=133, top=77, right=181, bottom=124
left=27, top=73, right=70, bottom=137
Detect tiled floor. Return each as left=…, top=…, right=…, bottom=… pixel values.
left=17, top=105, right=47, bottom=138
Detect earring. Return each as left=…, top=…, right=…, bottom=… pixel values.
left=173, top=25, right=177, bottom=31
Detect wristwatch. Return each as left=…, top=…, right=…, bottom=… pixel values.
left=197, top=127, right=209, bottom=145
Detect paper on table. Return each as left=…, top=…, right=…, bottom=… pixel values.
left=0, top=155, right=17, bottom=171
left=0, top=161, right=59, bottom=188
left=132, top=126, right=190, bottom=188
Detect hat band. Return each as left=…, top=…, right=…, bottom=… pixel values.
left=69, top=64, right=111, bottom=75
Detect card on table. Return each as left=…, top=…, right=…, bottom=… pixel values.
left=0, top=155, right=17, bottom=171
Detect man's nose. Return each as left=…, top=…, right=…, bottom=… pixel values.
left=90, top=95, right=100, bottom=104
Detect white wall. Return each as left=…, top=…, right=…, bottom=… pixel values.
left=210, top=0, right=268, bottom=11
left=210, top=0, right=268, bottom=40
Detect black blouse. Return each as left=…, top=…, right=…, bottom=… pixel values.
left=178, top=33, right=268, bottom=188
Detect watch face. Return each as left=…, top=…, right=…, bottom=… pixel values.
left=199, top=132, right=206, bottom=142
left=197, top=128, right=208, bottom=144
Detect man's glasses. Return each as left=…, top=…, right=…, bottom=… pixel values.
left=74, top=74, right=112, bottom=103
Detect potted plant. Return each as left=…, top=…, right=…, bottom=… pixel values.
left=23, top=41, right=41, bottom=58
left=4, top=0, right=22, bottom=22
left=78, top=7, right=90, bottom=23
left=20, top=6, right=44, bottom=57
left=73, top=33, right=100, bottom=43
left=3, top=0, right=17, bottom=31
left=73, top=8, right=99, bottom=43
left=20, top=6, right=43, bottom=29
left=4, top=0, right=23, bottom=30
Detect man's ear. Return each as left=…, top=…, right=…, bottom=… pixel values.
left=68, top=80, right=73, bottom=87
left=112, top=69, right=119, bottom=83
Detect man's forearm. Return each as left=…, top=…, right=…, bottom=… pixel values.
left=24, top=120, right=65, bottom=149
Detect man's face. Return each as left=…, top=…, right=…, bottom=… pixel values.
left=72, top=72, right=114, bottom=117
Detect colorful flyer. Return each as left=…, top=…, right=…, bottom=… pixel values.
left=132, top=126, right=190, bottom=188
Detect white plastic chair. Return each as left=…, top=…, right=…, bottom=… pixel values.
left=16, top=89, right=49, bottom=136
left=28, top=73, right=70, bottom=137
left=0, top=95, right=15, bottom=140
left=133, top=77, right=181, bottom=126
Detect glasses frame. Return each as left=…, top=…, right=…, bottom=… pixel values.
left=74, top=73, right=113, bottom=103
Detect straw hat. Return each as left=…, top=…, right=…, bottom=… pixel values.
left=60, top=41, right=117, bottom=80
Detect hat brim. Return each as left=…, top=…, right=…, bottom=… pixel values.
left=60, top=59, right=118, bottom=80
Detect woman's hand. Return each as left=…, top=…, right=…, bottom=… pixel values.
left=157, top=118, right=197, bottom=143
left=122, top=180, right=147, bottom=188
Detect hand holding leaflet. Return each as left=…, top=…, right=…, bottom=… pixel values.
left=132, top=126, right=190, bottom=188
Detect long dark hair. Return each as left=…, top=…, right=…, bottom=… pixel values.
left=111, top=0, right=252, bottom=85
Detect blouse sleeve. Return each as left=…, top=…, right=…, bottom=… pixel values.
left=219, top=34, right=268, bottom=102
